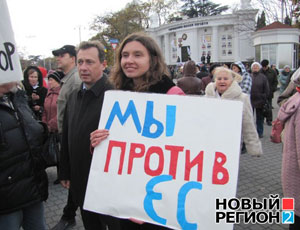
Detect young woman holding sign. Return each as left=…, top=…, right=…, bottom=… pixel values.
left=90, top=32, right=183, bottom=230
left=90, top=32, right=184, bottom=146
left=205, top=67, right=262, bottom=156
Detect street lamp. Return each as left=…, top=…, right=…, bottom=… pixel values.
left=74, top=25, right=85, bottom=43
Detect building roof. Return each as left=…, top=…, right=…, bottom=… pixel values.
left=258, top=21, right=294, bottom=31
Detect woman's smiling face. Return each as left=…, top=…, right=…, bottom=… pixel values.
left=215, top=70, right=234, bottom=94
left=121, top=41, right=150, bottom=84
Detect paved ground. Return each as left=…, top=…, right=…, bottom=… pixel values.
left=44, top=92, right=288, bottom=230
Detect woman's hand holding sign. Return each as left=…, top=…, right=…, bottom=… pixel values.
left=90, top=129, right=109, bottom=148
left=129, top=218, right=144, bottom=225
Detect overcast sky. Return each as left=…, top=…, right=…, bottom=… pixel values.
left=6, top=0, right=240, bottom=58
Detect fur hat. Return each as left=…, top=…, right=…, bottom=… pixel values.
left=47, top=71, right=64, bottom=83
left=251, top=62, right=261, bottom=69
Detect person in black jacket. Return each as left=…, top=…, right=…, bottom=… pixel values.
left=59, top=41, right=121, bottom=230
left=196, top=65, right=209, bottom=79
left=0, top=82, right=48, bottom=230
left=23, top=66, right=48, bottom=120
left=260, top=59, right=278, bottom=125
left=206, top=53, right=211, bottom=64
left=250, top=62, right=270, bottom=138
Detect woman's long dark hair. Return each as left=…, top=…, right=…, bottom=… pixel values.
left=109, top=32, right=170, bottom=92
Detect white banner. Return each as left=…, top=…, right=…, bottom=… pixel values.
left=0, top=0, right=22, bottom=84
left=84, top=91, right=243, bottom=230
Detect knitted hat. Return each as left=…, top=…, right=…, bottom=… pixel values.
left=47, top=71, right=64, bottom=83
left=251, top=62, right=261, bottom=69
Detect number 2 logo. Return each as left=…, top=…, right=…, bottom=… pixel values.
left=282, top=211, right=294, bottom=224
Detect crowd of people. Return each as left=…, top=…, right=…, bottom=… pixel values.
left=173, top=58, right=282, bottom=138
left=0, top=31, right=299, bottom=230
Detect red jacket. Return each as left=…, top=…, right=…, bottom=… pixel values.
left=38, top=66, right=48, bottom=88
left=42, top=86, right=60, bottom=132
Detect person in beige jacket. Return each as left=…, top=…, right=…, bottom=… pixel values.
left=205, top=67, right=262, bottom=156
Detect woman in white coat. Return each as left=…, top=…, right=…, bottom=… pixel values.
left=205, top=67, right=262, bottom=156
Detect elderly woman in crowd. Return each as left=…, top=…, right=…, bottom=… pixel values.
left=205, top=67, right=262, bottom=156
left=42, top=70, right=64, bottom=184
left=42, top=71, right=63, bottom=133
left=277, top=68, right=300, bottom=230
left=250, top=62, right=270, bottom=138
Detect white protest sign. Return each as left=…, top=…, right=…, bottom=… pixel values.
left=0, top=0, right=22, bottom=84
left=84, top=91, right=243, bottom=230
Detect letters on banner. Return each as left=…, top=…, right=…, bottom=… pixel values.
left=0, top=0, right=22, bottom=84
left=84, top=91, right=243, bottom=230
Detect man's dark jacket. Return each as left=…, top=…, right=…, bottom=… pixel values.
left=250, top=72, right=270, bottom=108
left=0, top=90, right=48, bottom=214
left=60, top=75, right=113, bottom=207
left=260, top=67, right=278, bottom=99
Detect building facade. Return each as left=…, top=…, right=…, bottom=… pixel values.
left=147, top=5, right=258, bottom=65
left=252, top=22, right=300, bottom=69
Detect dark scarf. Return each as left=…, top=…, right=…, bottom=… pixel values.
left=122, top=75, right=175, bottom=94
left=148, top=76, right=175, bottom=94
left=282, top=70, right=290, bottom=76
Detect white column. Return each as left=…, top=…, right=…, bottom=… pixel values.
left=212, top=26, right=219, bottom=62
left=197, top=29, right=202, bottom=62
left=233, top=25, right=240, bottom=61
left=164, top=34, right=170, bottom=65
